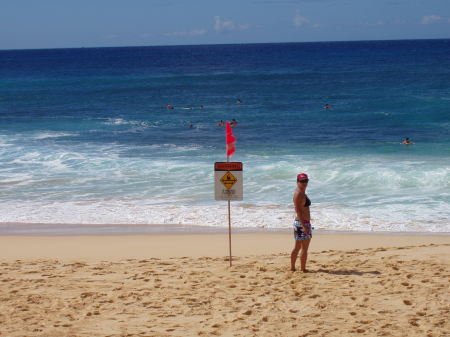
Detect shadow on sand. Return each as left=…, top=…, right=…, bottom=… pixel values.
left=312, top=268, right=381, bottom=276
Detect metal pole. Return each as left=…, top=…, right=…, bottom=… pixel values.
left=226, top=155, right=232, bottom=267
left=228, top=199, right=232, bottom=267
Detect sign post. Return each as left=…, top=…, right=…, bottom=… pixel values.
left=214, top=162, right=243, bottom=266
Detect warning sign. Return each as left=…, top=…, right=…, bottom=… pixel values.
left=214, top=162, right=243, bottom=201
left=220, top=172, right=237, bottom=189
left=215, top=162, right=243, bottom=171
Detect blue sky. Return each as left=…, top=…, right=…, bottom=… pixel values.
left=1, top=0, right=449, bottom=50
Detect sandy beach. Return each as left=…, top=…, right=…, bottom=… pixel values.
left=0, top=232, right=449, bottom=336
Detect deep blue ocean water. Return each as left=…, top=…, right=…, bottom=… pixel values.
left=1, top=39, right=449, bottom=233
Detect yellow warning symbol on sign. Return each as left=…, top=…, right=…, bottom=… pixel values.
left=220, top=171, right=237, bottom=189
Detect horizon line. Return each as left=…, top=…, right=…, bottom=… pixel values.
left=1, top=37, right=449, bottom=52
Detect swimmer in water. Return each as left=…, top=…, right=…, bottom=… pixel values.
left=166, top=104, right=174, bottom=110
left=323, top=104, right=332, bottom=109
left=402, top=137, right=414, bottom=145
left=217, top=120, right=225, bottom=127
left=230, top=119, right=237, bottom=127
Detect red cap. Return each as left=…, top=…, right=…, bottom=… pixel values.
left=297, top=173, right=308, bottom=181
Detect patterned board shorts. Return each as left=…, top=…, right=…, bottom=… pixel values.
left=294, top=220, right=312, bottom=241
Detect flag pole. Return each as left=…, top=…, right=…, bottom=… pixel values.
left=225, top=120, right=235, bottom=268
left=227, top=155, right=232, bottom=267
left=228, top=198, right=232, bottom=267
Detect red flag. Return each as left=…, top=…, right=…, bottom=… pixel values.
left=225, top=121, right=236, bottom=158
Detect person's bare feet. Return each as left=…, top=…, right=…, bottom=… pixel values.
left=301, top=269, right=309, bottom=273
left=291, top=268, right=296, bottom=272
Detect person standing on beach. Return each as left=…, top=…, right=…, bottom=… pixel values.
left=291, top=173, right=312, bottom=272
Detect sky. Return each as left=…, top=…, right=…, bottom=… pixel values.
left=1, top=0, right=449, bottom=50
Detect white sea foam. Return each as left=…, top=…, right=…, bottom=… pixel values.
left=0, top=138, right=12, bottom=148
left=34, top=132, right=77, bottom=140
left=103, top=118, right=159, bottom=129
left=142, top=143, right=206, bottom=152
left=104, top=118, right=129, bottom=125
left=9, top=151, right=84, bottom=172
left=0, top=197, right=448, bottom=233
left=0, top=175, right=33, bottom=186
left=1, top=140, right=449, bottom=233
left=12, top=151, right=41, bottom=161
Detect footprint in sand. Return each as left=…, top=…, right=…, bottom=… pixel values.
left=409, top=319, right=420, bottom=326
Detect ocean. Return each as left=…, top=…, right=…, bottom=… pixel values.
left=1, top=39, right=449, bottom=234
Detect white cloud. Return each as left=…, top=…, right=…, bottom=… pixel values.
left=213, top=16, right=251, bottom=32
left=421, top=15, right=450, bottom=25
left=293, top=10, right=310, bottom=27
left=164, top=29, right=207, bottom=37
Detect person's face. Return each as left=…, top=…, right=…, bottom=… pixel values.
left=298, top=179, right=309, bottom=188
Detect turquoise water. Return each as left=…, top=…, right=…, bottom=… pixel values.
left=0, top=40, right=449, bottom=233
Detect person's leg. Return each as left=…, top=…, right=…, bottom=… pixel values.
left=299, top=238, right=311, bottom=272
left=290, top=240, right=302, bottom=271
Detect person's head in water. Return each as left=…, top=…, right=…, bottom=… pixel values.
left=402, top=137, right=413, bottom=145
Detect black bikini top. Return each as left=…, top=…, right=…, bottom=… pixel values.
left=305, top=195, right=311, bottom=207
